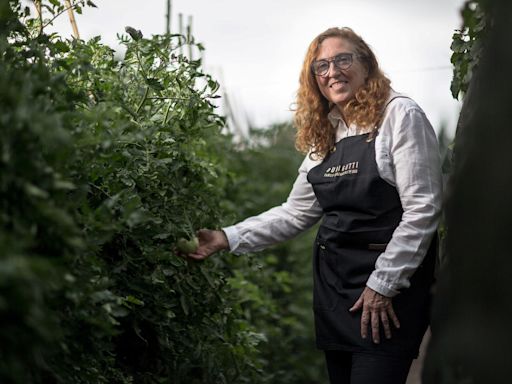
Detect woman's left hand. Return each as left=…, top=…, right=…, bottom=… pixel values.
left=349, top=287, right=400, bottom=344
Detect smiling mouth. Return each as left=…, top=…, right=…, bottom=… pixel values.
left=329, top=80, right=348, bottom=88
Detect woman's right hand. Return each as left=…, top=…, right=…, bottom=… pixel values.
left=187, top=229, right=229, bottom=260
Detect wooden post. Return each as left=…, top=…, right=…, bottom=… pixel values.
left=178, top=12, right=183, bottom=56
left=34, top=0, right=43, bottom=34
left=34, top=0, right=42, bottom=17
left=64, top=0, right=80, bottom=39
left=165, top=0, right=171, bottom=34
left=187, top=15, right=193, bottom=60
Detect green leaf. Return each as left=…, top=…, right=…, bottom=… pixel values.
left=146, top=77, right=164, bottom=91
left=125, top=26, right=143, bottom=41
left=125, top=295, right=144, bottom=306
left=169, top=256, right=185, bottom=267
left=24, top=183, right=49, bottom=199
left=179, top=295, right=189, bottom=315
left=199, top=265, right=216, bottom=288
left=153, top=233, right=171, bottom=239
left=54, top=180, right=76, bottom=190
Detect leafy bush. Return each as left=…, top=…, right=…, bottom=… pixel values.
left=1, top=1, right=327, bottom=383
left=1, top=2, right=267, bottom=382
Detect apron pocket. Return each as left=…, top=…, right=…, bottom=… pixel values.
left=313, top=242, right=341, bottom=311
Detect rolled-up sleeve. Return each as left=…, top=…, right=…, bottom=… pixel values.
left=367, top=106, right=443, bottom=297
left=222, top=156, right=323, bottom=255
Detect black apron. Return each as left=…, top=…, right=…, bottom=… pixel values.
left=307, top=117, right=436, bottom=358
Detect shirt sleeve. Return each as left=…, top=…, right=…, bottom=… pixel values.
left=366, top=106, right=443, bottom=297
left=222, top=156, right=323, bottom=255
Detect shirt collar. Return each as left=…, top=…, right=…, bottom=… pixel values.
left=327, top=106, right=343, bottom=127
left=327, top=107, right=350, bottom=142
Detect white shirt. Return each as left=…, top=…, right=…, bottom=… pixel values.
left=222, top=91, right=443, bottom=297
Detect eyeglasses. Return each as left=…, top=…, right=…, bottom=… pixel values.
left=311, top=53, right=354, bottom=76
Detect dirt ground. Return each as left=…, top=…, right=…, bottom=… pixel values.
left=406, top=328, right=431, bottom=384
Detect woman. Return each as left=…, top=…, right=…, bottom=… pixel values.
left=187, top=27, right=442, bottom=384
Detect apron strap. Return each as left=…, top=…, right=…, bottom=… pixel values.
left=371, top=94, right=411, bottom=137
left=384, top=95, right=411, bottom=110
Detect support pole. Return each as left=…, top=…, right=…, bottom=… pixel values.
left=34, top=0, right=42, bottom=34
left=165, top=0, right=171, bottom=34
left=64, top=0, right=80, bottom=39
left=187, top=15, right=193, bottom=60
left=178, top=12, right=183, bottom=56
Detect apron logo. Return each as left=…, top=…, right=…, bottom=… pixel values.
left=323, top=161, right=359, bottom=178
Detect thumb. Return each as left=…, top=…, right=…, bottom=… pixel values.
left=349, top=294, right=364, bottom=312
left=196, top=228, right=209, bottom=241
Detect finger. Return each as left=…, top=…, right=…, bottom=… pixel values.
left=349, top=295, right=364, bottom=312
left=187, top=248, right=209, bottom=260
left=196, top=229, right=209, bottom=243
left=380, top=310, right=392, bottom=339
left=360, top=307, right=370, bottom=339
left=371, top=310, right=380, bottom=344
left=388, top=306, right=401, bottom=329
left=187, top=253, right=206, bottom=260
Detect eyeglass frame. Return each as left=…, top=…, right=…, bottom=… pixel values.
left=311, top=52, right=355, bottom=77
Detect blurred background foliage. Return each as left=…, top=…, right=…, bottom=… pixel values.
left=223, top=124, right=325, bottom=383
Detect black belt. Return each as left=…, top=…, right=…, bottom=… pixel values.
left=318, top=243, right=388, bottom=251
left=367, top=243, right=388, bottom=251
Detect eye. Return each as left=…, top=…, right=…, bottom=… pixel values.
left=334, top=54, right=352, bottom=67
left=312, top=60, right=329, bottom=74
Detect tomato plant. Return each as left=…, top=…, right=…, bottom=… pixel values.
left=1, top=1, right=329, bottom=383
left=1, top=1, right=266, bottom=382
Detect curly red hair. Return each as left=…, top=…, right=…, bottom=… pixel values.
left=294, top=27, right=391, bottom=159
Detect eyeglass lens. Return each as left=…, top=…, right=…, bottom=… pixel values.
left=312, top=53, right=353, bottom=76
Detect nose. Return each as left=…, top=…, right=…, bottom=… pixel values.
left=325, top=60, right=341, bottom=77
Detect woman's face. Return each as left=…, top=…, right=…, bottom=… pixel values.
left=314, top=37, right=368, bottom=110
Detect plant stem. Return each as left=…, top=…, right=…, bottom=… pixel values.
left=136, top=87, right=150, bottom=115
left=163, top=102, right=173, bottom=126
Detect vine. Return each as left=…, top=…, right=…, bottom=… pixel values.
left=450, top=0, right=487, bottom=99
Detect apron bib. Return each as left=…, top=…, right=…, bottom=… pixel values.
left=307, top=130, right=435, bottom=357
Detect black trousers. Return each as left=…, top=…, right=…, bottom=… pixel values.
left=324, top=350, right=413, bottom=384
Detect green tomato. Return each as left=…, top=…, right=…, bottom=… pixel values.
left=177, top=237, right=199, bottom=254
